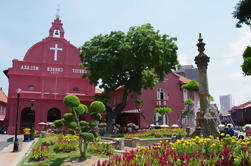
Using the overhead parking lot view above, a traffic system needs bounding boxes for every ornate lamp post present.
[192,34,219,137]
[13,88,21,152]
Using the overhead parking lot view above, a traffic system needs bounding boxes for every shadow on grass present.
[47,157,68,166]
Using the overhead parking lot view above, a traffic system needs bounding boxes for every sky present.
[0,0,251,108]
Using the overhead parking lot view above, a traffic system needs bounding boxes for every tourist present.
[227,124,234,137]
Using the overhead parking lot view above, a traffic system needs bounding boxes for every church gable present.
[23,17,81,66]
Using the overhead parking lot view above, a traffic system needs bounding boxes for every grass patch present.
[20,135,111,166]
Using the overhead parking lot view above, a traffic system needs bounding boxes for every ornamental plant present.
[96,135,251,166]
[154,106,172,115]
[29,145,49,161]
[182,98,194,117]
[181,80,199,91]
[53,94,106,161]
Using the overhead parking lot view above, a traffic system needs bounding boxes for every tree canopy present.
[233,0,251,27]
[80,24,178,132]
[79,23,178,132]
[241,46,251,75]
[181,80,199,91]
[80,23,178,94]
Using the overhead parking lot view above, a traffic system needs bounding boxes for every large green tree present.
[233,1,251,75]
[233,0,251,28]
[79,24,178,132]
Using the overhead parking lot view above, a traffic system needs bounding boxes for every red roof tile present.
[173,73,191,84]
[232,100,251,110]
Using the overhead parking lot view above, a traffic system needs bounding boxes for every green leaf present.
[184,98,193,105]
[63,95,80,108]
[80,132,95,142]
[181,80,199,91]
[90,113,102,121]
[63,113,74,122]
[90,101,106,113]
[154,107,172,115]
[74,104,88,116]
[54,119,64,128]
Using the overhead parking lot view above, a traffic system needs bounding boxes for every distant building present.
[230,100,251,126]
[111,73,200,129]
[0,88,7,133]
[175,65,199,82]
[219,95,233,112]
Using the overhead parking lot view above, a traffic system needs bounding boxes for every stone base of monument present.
[191,111,220,138]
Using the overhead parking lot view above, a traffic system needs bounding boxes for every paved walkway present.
[0,140,34,166]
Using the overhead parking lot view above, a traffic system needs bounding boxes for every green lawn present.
[19,137,109,166]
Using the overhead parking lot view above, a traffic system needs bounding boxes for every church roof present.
[0,88,7,103]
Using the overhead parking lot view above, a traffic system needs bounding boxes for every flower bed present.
[124,128,186,139]
[95,135,251,166]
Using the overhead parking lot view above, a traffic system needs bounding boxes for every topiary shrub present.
[184,98,193,105]
[90,101,106,113]
[91,113,102,121]
[75,104,88,116]
[181,80,199,91]
[53,94,106,161]
[154,107,173,115]
[63,95,80,107]
[80,132,95,142]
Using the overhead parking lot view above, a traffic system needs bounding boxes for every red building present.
[0,88,7,133]
[112,73,200,129]
[4,16,95,134]
[230,101,251,126]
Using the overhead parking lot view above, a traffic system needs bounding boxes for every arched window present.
[53,29,60,38]
[21,107,35,130]
[47,108,61,122]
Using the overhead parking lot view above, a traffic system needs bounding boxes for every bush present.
[75,104,88,115]
[41,134,59,146]
[124,128,186,139]
[91,113,102,121]
[29,145,49,161]
[53,136,78,153]
[109,133,125,138]
[90,101,106,113]
[184,98,193,105]
[154,107,172,115]
[63,94,80,107]
[80,132,95,142]
[181,80,199,91]
[88,142,114,156]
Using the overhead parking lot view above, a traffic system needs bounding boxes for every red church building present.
[4,16,95,134]
[112,73,201,129]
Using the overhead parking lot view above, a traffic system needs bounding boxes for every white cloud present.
[224,27,251,65]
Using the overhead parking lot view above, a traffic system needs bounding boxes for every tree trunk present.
[106,89,129,134]
[72,108,86,160]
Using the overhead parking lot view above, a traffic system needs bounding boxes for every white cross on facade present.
[50,44,62,61]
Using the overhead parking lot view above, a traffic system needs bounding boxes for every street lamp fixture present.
[13,88,22,152]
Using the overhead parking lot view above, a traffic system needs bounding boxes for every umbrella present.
[171,124,179,128]
[38,122,47,125]
[150,124,156,127]
[46,122,54,126]
[243,124,251,130]
[161,124,169,127]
